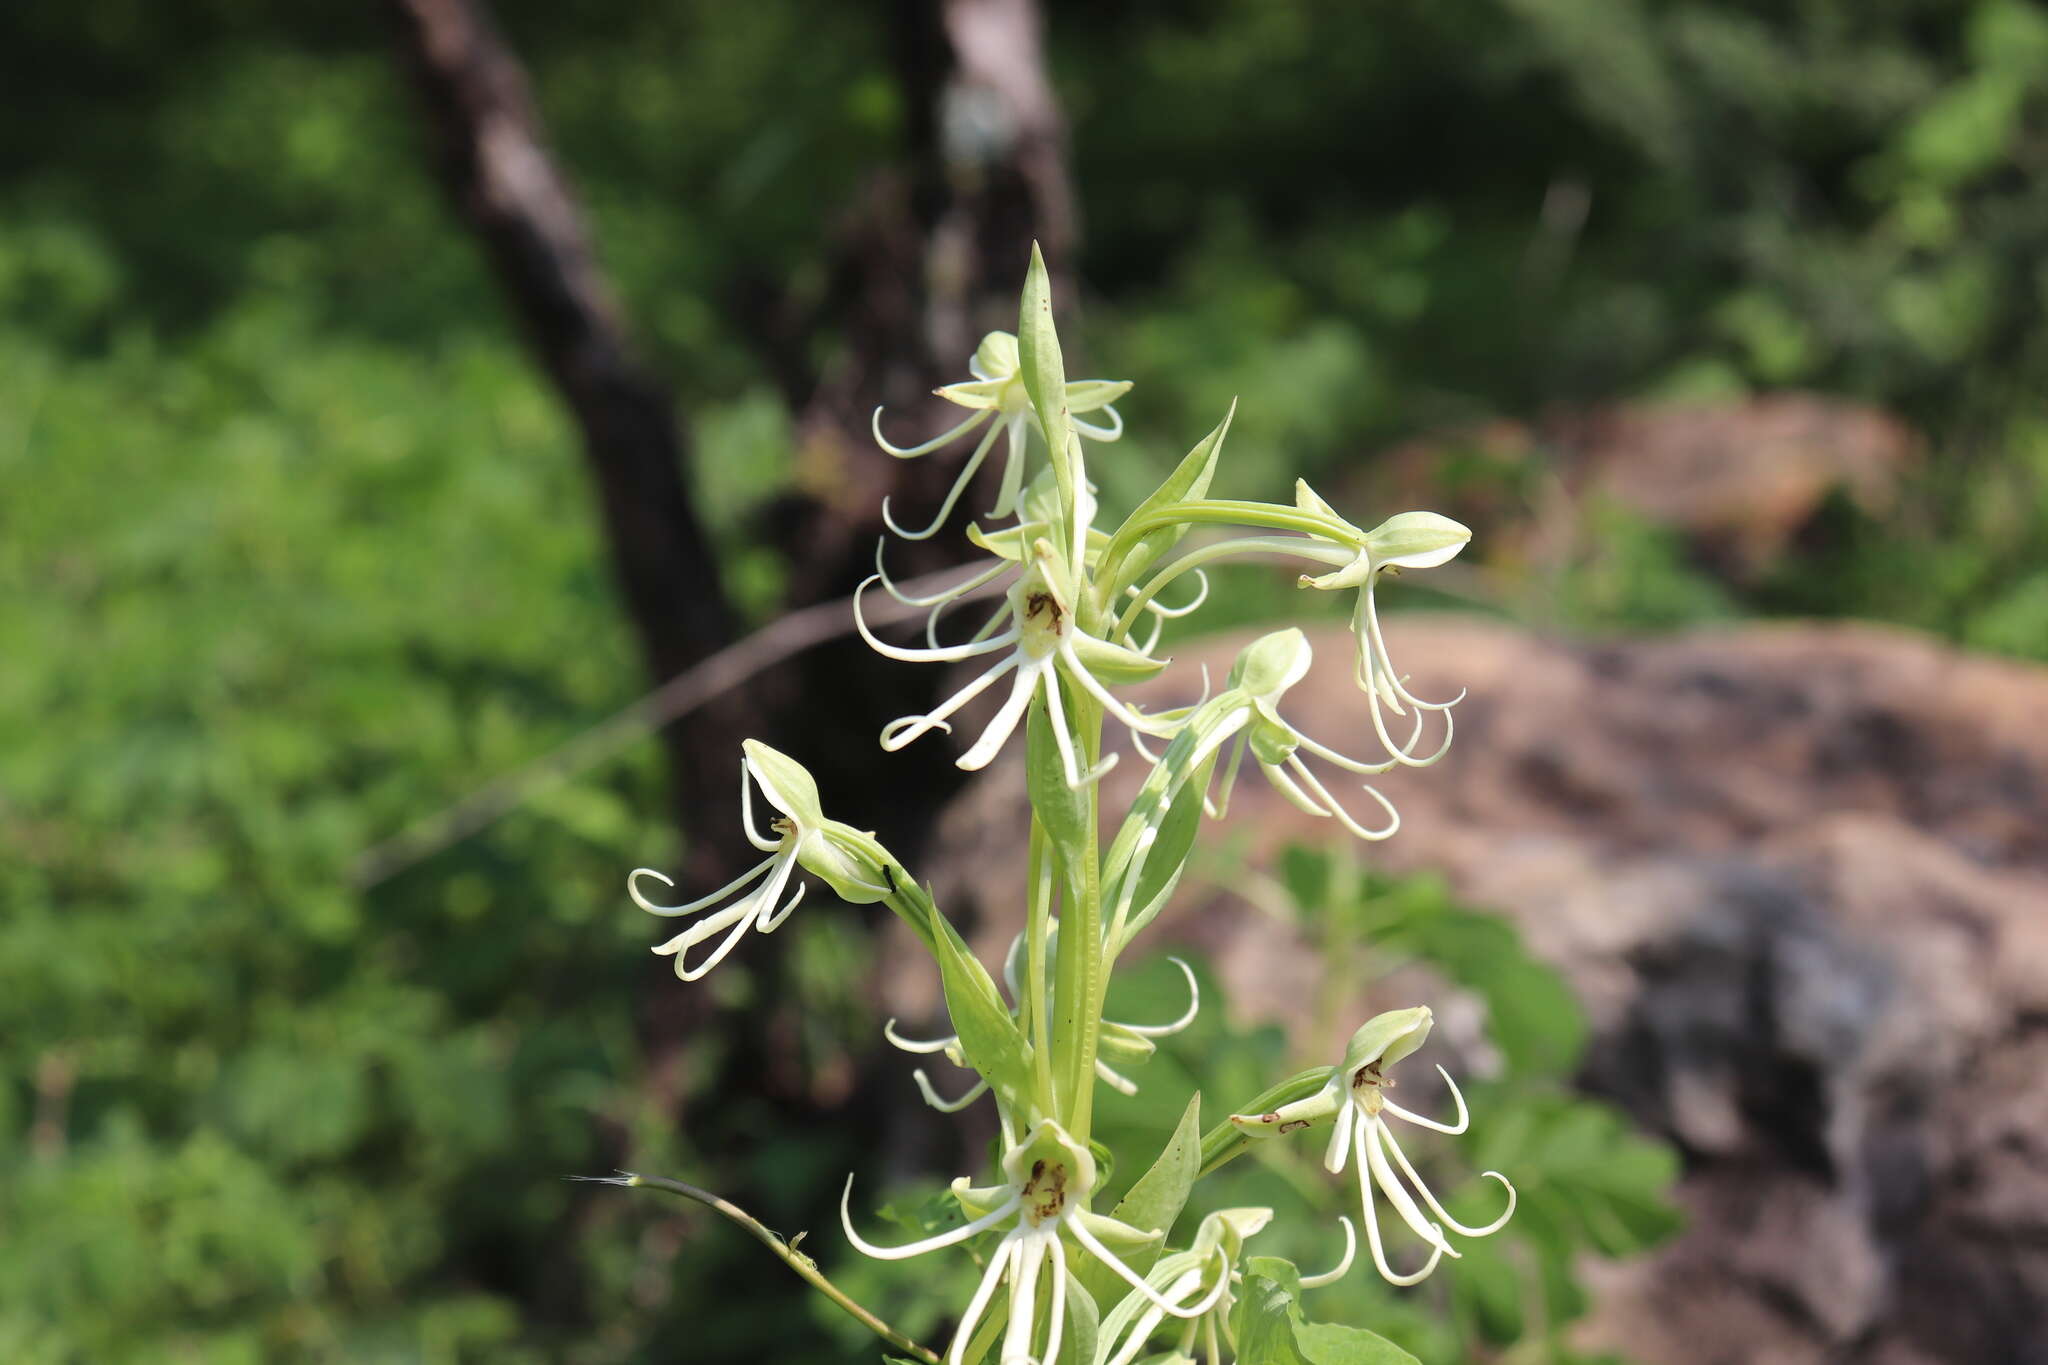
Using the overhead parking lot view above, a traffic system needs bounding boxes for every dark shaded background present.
[4,1,2045,1361]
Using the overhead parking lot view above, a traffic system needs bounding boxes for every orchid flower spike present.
[1292,485,1471,768]
[842,1121,1212,1365]
[1226,1007,1515,1286]
[870,329,1132,538]
[859,538,1169,788]
[1205,628,1407,842]
[627,741,892,981]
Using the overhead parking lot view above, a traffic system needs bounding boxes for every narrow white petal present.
[1071,405,1125,440]
[1284,755,1400,841]
[882,419,1005,540]
[914,1069,991,1113]
[872,403,992,458]
[1002,1231,1045,1365]
[882,1018,960,1054]
[663,897,764,983]
[949,1232,1020,1365]
[1042,662,1119,787]
[840,1177,1020,1261]
[628,859,775,918]
[1060,640,1178,740]
[1094,1058,1140,1096]
[1117,957,1201,1037]
[1041,1234,1069,1365]
[881,651,1023,752]
[958,662,1043,771]
[856,576,1022,663]
[1133,568,1209,618]
[1067,1215,1217,1319]
[1365,1120,1457,1257]
[874,537,1011,607]
[1297,1216,1357,1288]
[1260,758,1333,819]
[1325,1100,1356,1175]
[1380,1064,1471,1135]
[1354,1121,1444,1286]
[754,869,807,933]
[990,415,1029,518]
[1374,1120,1516,1237]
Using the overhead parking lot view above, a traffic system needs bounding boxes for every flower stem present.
[615,1172,941,1365]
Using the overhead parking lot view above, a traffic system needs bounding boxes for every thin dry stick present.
[349,565,1005,889]
[574,1172,941,1365]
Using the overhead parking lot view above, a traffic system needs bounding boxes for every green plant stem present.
[621,1173,941,1365]
[1051,686,1107,1138]
[1026,817,1057,1117]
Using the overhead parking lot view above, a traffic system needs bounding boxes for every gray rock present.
[905,617,2048,1363]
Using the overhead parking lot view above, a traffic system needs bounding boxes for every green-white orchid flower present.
[627,742,889,981]
[1227,1007,1514,1285]
[870,329,1131,539]
[1290,486,1471,769]
[842,1120,1213,1365]
[1127,629,1406,842]
[1096,1207,1356,1365]
[885,927,1201,1111]
[856,538,1167,788]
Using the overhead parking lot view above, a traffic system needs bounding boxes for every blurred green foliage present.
[1074,853,1679,1364]
[1,0,2041,1360]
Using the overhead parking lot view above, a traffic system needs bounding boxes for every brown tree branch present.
[384,0,748,858]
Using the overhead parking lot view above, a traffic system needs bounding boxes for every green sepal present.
[740,739,824,824]
[1101,400,1236,597]
[1096,1025,1159,1067]
[1018,242,1075,508]
[1066,630,1170,685]
[1338,1006,1432,1074]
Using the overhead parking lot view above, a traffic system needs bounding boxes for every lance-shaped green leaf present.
[1232,1258,1420,1365]
[1099,400,1236,599]
[929,905,1037,1117]
[1110,1092,1203,1246]
[1018,243,1077,511]
[1054,1267,1099,1365]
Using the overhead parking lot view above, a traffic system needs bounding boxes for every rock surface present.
[1351,396,1917,580]
[907,616,2048,1364]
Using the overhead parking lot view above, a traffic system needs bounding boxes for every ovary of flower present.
[884,947,1200,1109]
[1227,1007,1515,1286]
[841,1121,1220,1365]
[627,745,885,981]
[856,549,1167,788]
[870,329,1130,539]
